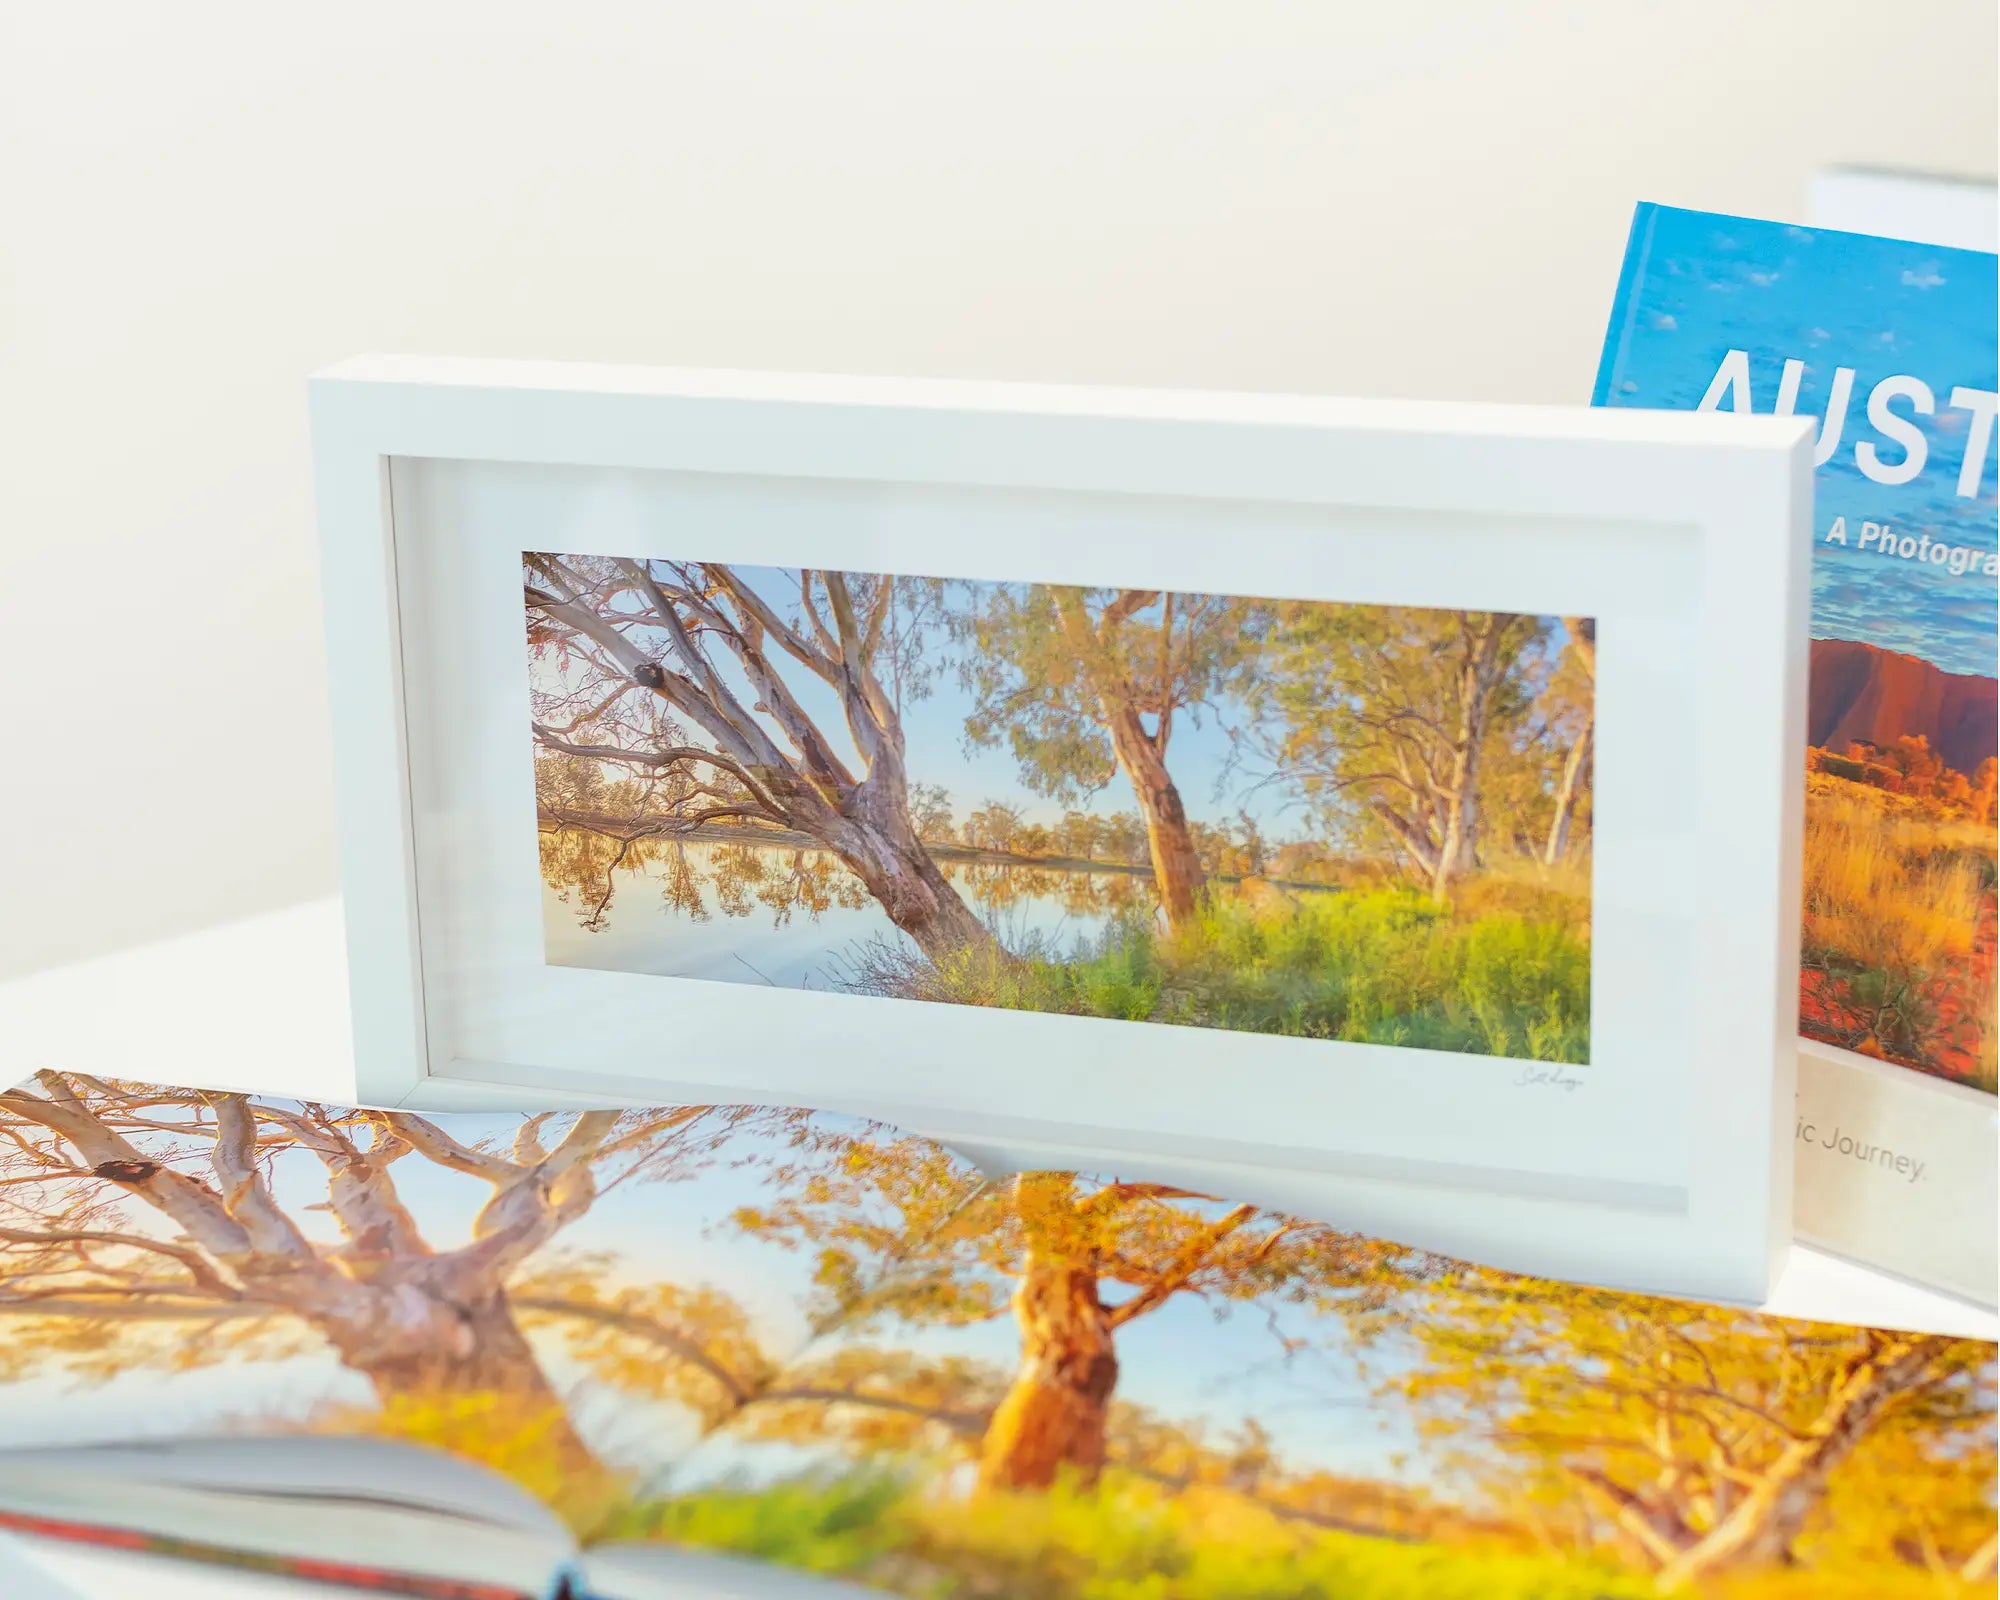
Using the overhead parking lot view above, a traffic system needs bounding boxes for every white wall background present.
[1,1,1993,977]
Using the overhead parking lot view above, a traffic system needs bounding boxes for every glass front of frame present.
[522,555,1597,1068]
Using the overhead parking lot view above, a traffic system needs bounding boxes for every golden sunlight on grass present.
[617,1469,1998,1600]
[1804,786,1983,969]
[1800,774,1997,1087]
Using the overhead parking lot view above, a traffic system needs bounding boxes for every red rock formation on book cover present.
[1801,637,1997,1088]
[1809,638,1998,778]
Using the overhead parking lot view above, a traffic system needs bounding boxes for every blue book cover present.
[1595,203,1996,1093]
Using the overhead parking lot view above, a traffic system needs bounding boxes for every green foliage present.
[632,1472,1662,1600]
[1068,939,1163,1022]
[955,584,1265,805]
[1451,918,1592,1061]
[883,886,1591,1064]
[605,1473,911,1575]
[1256,603,1577,884]
[1383,1269,1998,1596]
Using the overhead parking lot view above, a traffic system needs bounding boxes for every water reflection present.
[540,830,1155,989]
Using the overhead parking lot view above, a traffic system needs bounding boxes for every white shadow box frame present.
[310,357,1813,1304]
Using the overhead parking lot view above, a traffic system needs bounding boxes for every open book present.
[0,1075,1992,1599]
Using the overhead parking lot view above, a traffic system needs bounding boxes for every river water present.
[543,839,1158,990]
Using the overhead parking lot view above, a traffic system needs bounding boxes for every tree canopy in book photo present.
[0,1077,1990,1599]
[523,555,1597,1065]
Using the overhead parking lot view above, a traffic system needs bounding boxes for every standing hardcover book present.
[1594,203,1997,1302]
[0,1075,1994,1597]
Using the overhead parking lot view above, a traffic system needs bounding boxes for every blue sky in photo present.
[1596,205,1997,680]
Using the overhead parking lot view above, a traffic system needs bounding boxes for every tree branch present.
[746,1384,988,1437]
[1080,1181,1215,1215]
[818,570,899,764]
[1107,1202,1258,1328]
[652,562,857,792]
[209,1097,319,1262]
[532,728,734,776]
[531,579,787,773]
[540,1110,625,1176]
[514,1294,758,1407]
[1,1081,254,1262]
[375,1114,521,1184]
[0,1226,239,1299]
[1567,1465,1694,1567]
[1099,589,1159,630]
[706,567,841,685]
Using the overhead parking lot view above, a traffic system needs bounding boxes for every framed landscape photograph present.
[311,359,1812,1302]
[527,561,1594,1068]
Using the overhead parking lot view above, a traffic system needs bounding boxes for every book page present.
[0,1074,984,1565]
[605,1166,1998,1598]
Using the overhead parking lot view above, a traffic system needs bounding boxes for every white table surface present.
[1,896,1994,1595]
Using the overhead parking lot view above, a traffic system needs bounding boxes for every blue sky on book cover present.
[1595,204,1996,680]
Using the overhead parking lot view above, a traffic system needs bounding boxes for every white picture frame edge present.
[308,355,1814,1304]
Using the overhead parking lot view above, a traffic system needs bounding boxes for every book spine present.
[1589,202,1660,406]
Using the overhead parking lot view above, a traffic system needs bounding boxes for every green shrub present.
[603,1473,910,1575]
[853,878,1593,1065]
[625,1472,1660,1600]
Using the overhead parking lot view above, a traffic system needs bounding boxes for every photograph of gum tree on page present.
[523,555,1596,1064]
[0,1079,1989,1599]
